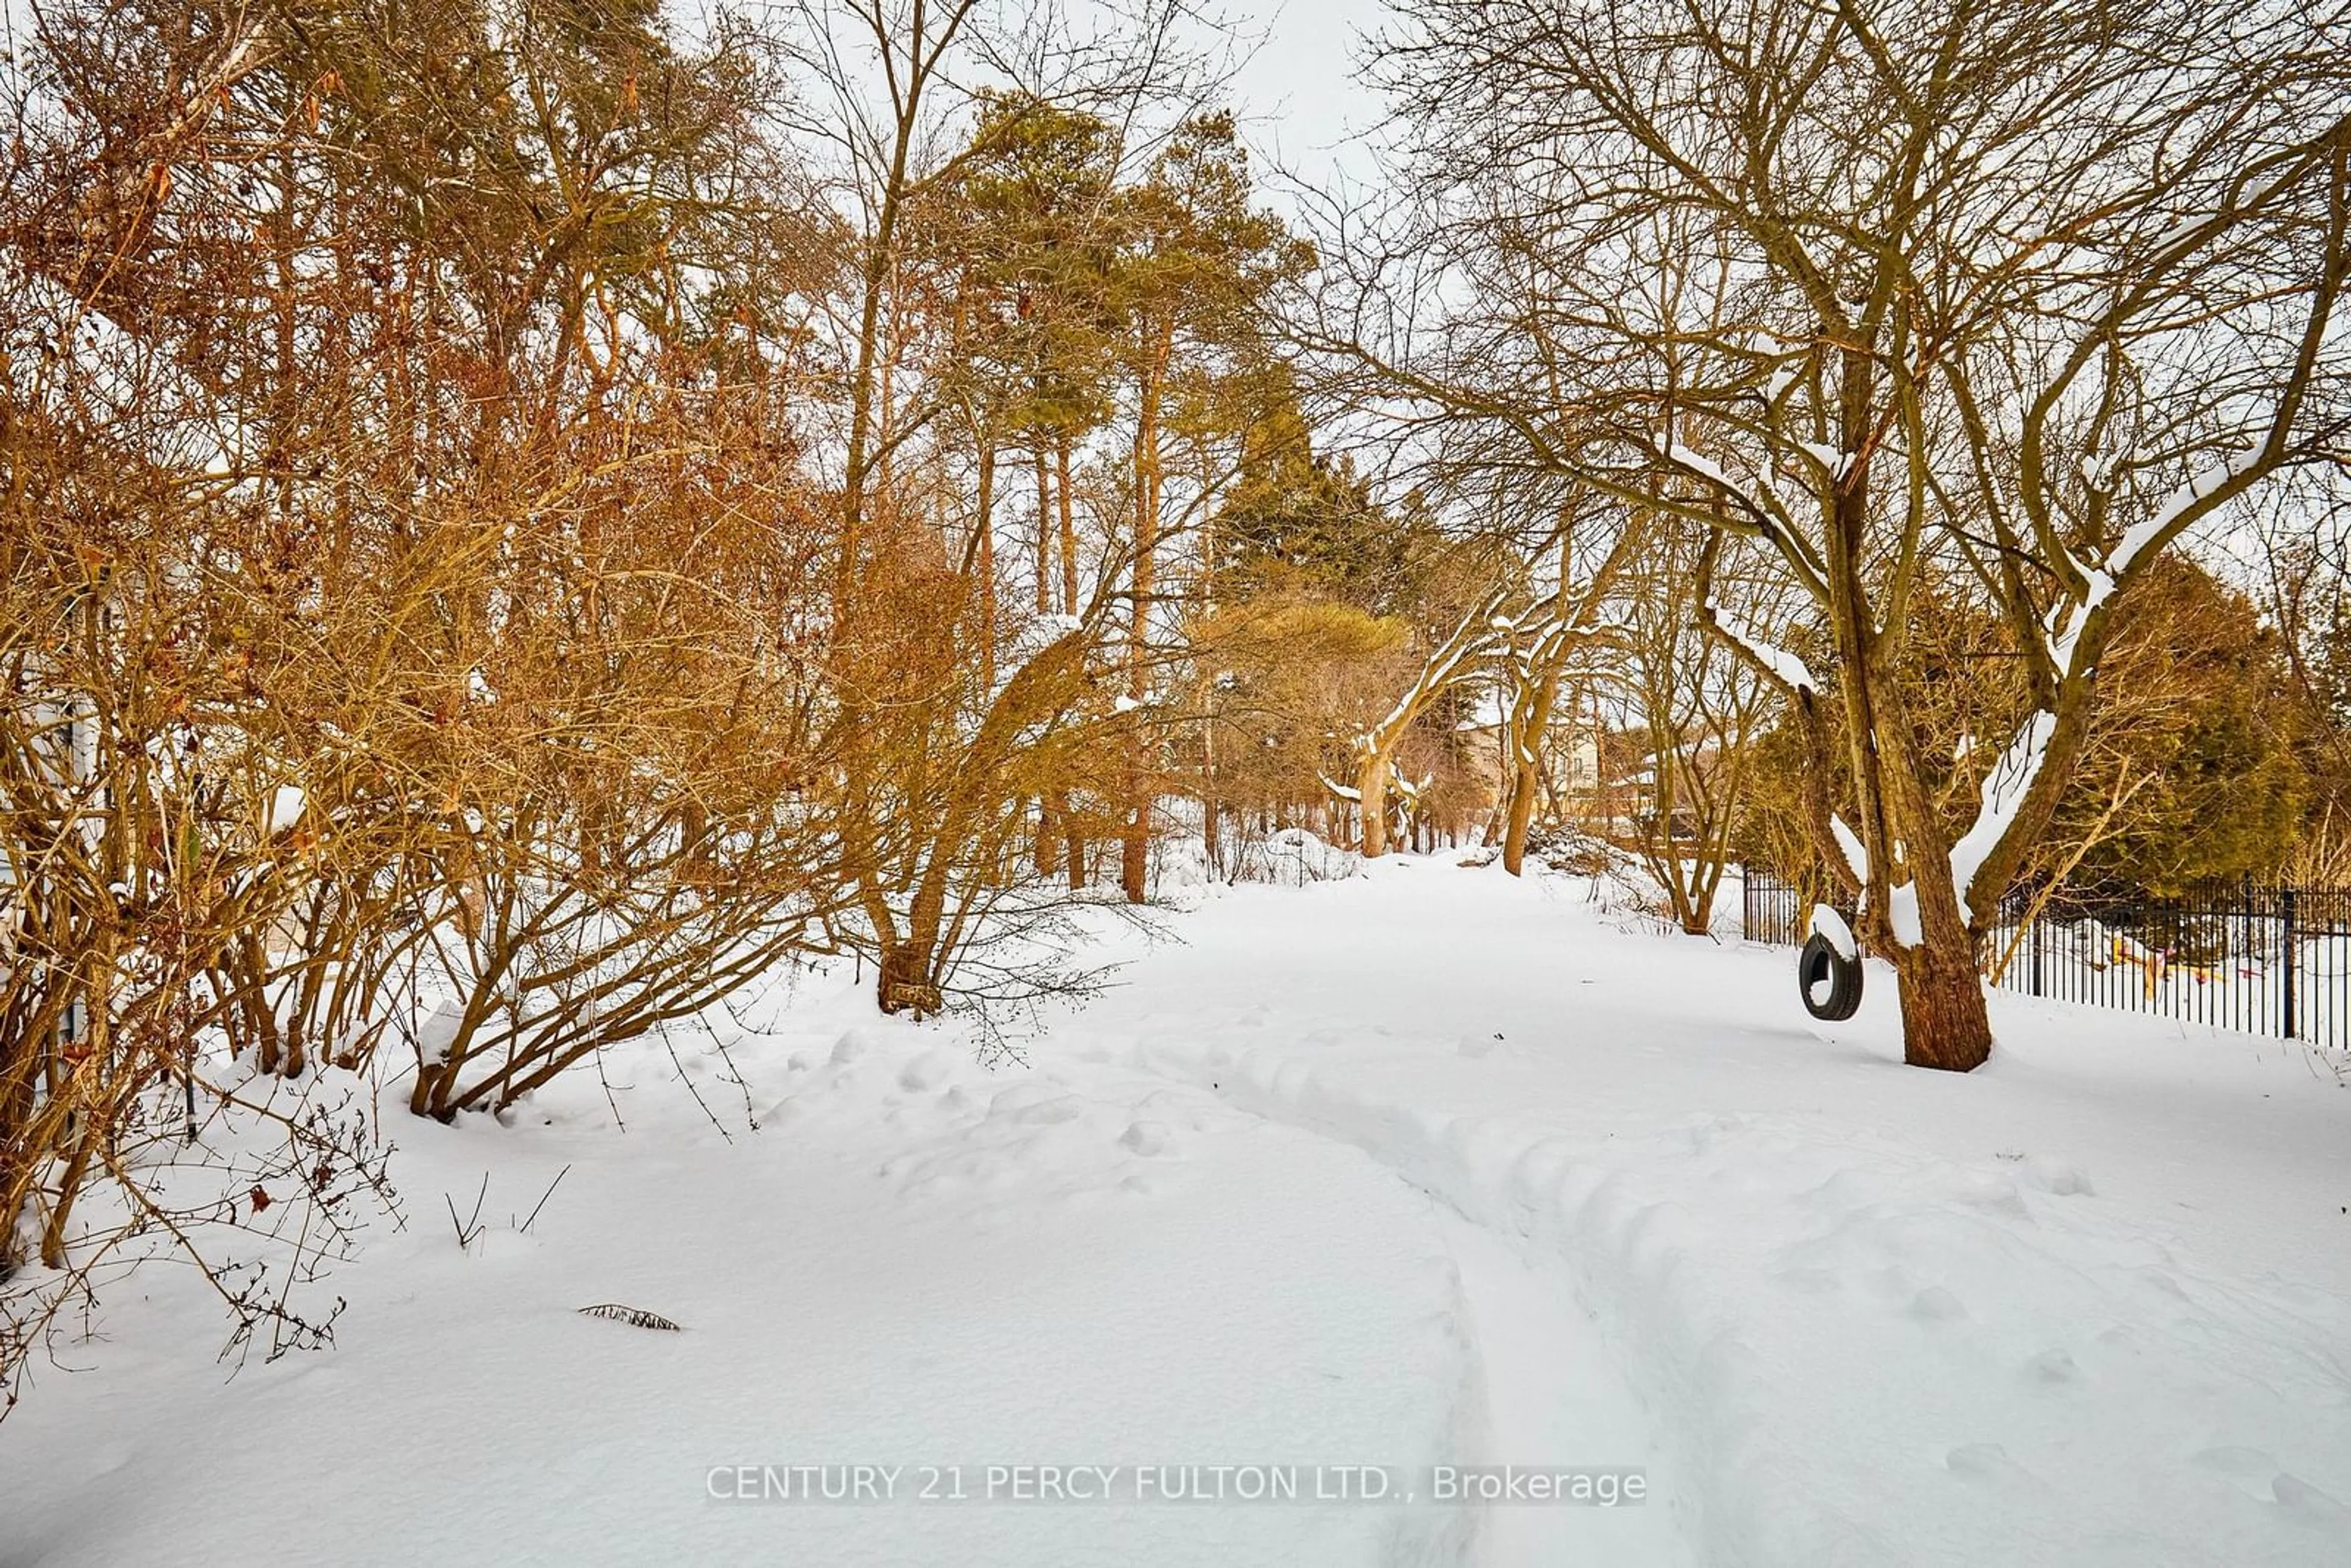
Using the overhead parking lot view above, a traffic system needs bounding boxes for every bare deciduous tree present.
[1316,0,2351,1068]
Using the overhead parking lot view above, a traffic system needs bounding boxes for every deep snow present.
[8,857,2350,1566]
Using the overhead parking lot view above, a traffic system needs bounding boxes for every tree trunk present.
[1056,437,1082,883]
[1056,437,1079,619]
[40,1127,94,1269]
[1026,441,1060,880]
[876,937,937,1017]
[1123,336,1166,904]
[1501,756,1538,875]
[974,438,996,693]
[1889,937,1993,1072]
[1033,441,1052,614]
[1035,796,1062,876]
[1121,807,1149,900]
[1358,748,1392,858]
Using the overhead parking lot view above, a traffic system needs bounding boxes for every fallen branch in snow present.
[576,1303,683,1332]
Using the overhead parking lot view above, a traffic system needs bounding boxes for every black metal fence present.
[1741,868,1823,950]
[1740,865,2351,1049]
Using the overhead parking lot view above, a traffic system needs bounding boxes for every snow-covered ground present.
[9,858,2351,1566]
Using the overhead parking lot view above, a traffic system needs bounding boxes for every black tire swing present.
[1798,906,1864,1021]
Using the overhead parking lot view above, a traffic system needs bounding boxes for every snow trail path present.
[1434,1212,1693,1564]
[9,857,2350,1567]
[1091,860,2351,1566]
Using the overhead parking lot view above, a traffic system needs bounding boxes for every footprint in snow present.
[2191,1446,2281,1498]
[2191,1449,2350,1519]
[2270,1472,2350,1522]
[1908,1286,1969,1323]
[1008,1096,1083,1127]
[1772,1265,1841,1296]
[1943,1444,2042,1487]
[2023,1158,2096,1197]
[1120,1120,1171,1157]
[896,1050,958,1092]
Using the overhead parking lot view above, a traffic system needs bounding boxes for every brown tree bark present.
[1055,435,1083,884]
[1501,757,1539,876]
[1889,934,1994,1072]
[1122,325,1169,903]
[1356,746,1392,858]
[1033,442,1053,614]
[1056,437,1079,619]
[973,436,996,693]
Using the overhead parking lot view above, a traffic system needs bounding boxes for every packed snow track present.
[9,858,2349,1567]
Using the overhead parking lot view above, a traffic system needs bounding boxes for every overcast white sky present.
[1219,0,1390,209]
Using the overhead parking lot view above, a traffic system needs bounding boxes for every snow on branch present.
[1709,607,1816,695]
[2104,441,2268,580]
[1887,881,1923,948]
[2041,440,2267,677]
[1667,443,1796,531]
[1949,709,2057,922]
[1830,814,1869,887]
[1356,589,1513,749]
[1793,440,1850,482]
[2042,568,2115,677]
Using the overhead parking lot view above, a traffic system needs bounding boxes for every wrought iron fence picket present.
[1736,863,2351,1050]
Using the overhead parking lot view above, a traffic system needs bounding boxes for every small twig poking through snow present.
[445,1173,487,1252]
[518,1165,570,1237]
[576,1303,682,1332]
